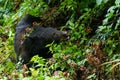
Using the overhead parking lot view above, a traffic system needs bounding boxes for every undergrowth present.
[0,0,120,79]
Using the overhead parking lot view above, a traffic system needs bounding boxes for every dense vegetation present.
[0,0,120,79]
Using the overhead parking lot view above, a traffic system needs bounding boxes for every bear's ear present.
[52,32,58,38]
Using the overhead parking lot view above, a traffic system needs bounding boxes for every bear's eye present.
[53,32,56,36]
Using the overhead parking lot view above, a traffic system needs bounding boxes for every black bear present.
[14,14,67,64]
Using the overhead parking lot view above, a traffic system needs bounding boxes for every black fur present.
[14,14,67,64]
[14,14,41,62]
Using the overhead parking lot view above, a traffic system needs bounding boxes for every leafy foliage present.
[0,0,120,79]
